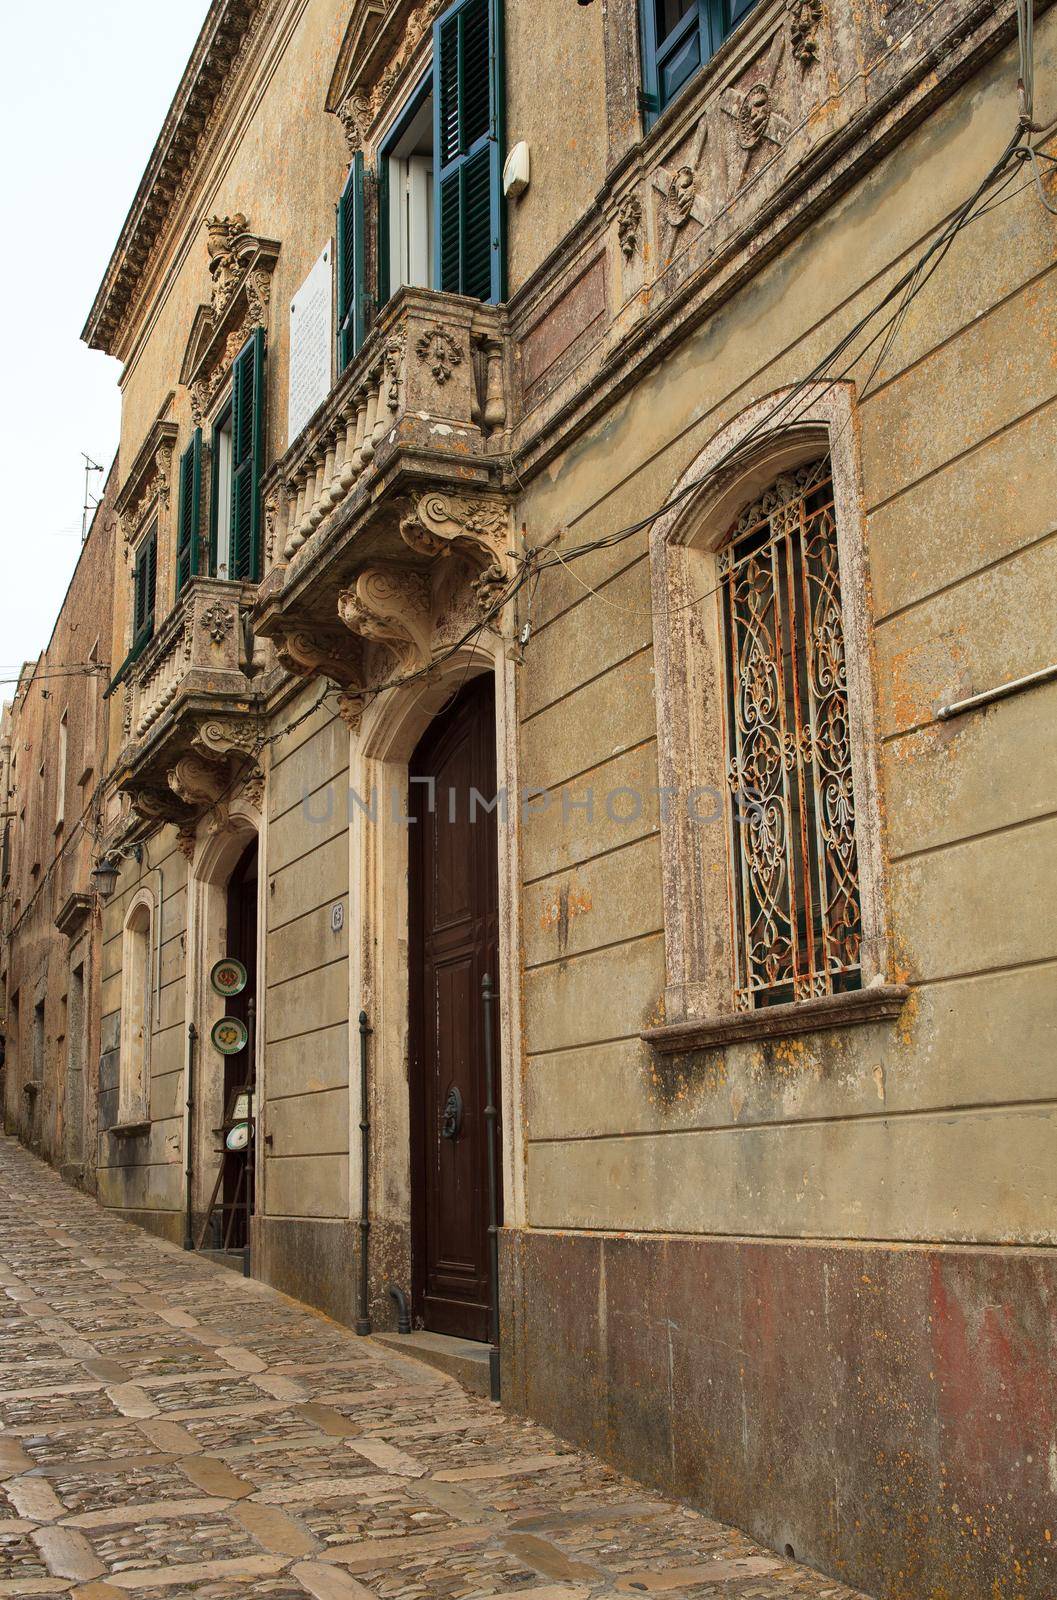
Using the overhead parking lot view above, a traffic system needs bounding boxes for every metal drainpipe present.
[183,1023,197,1250]
[356,1011,372,1335]
[142,840,164,1037]
[482,972,501,1403]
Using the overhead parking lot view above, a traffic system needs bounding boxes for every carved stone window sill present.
[109,1120,151,1139]
[641,984,910,1054]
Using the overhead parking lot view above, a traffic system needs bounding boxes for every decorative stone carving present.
[400,491,511,611]
[241,764,265,811]
[264,491,280,562]
[155,443,174,510]
[651,119,711,236]
[337,89,372,153]
[788,0,823,64]
[274,627,364,689]
[176,821,198,862]
[416,326,463,385]
[190,378,210,429]
[200,600,234,644]
[130,787,189,827]
[122,684,134,738]
[617,194,643,259]
[194,719,257,761]
[665,167,698,228]
[720,82,790,153]
[205,214,249,316]
[338,565,433,671]
[169,753,227,811]
[383,336,403,410]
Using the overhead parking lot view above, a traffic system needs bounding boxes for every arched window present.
[119,892,154,1124]
[646,384,894,1038]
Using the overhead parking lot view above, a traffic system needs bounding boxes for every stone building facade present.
[2,0,1056,1593]
[0,470,117,1184]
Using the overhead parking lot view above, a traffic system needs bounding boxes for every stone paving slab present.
[0,1139,871,1600]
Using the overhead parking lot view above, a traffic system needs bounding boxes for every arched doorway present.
[408,675,501,1340]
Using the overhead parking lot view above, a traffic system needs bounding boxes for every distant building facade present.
[2,0,1056,1593]
[1,469,116,1185]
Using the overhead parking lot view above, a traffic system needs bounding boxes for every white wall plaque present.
[288,242,334,446]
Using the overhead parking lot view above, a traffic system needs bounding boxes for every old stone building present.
[0,469,117,1184]
[2,0,1055,1593]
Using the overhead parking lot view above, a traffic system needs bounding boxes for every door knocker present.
[441,1086,464,1140]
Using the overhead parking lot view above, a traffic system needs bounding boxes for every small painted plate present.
[211,1015,249,1056]
[210,957,248,998]
[225,1121,252,1153]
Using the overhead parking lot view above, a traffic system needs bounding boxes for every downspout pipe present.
[482,972,501,1403]
[183,1023,197,1250]
[356,1011,372,1335]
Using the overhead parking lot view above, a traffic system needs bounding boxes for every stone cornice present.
[81,0,266,357]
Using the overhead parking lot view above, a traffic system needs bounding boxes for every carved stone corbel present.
[338,565,433,673]
[274,626,364,689]
[129,786,191,828]
[400,491,512,613]
[168,752,227,811]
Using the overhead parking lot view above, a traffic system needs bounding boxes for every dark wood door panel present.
[409,676,500,1343]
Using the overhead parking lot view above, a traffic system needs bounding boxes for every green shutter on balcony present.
[229,328,265,582]
[175,429,202,596]
[433,0,504,304]
[337,152,367,368]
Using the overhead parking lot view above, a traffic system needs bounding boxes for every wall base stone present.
[500,1227,1057,1600]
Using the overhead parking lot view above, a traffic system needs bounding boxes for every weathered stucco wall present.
[514,14,1057,1248]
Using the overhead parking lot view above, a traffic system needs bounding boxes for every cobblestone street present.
[0,1138,869,1600]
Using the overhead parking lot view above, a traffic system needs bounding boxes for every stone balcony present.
[253,286,516,719]
[114,577,263,833]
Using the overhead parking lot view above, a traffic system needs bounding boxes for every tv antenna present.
[81,454,104,541]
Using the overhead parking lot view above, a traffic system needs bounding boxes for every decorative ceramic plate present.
[225,1121,252,1152]
[211,1015,249,1055]
[210,957,248,998]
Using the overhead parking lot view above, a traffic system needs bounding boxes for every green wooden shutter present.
[133,528,157,648]
[433,0,504,303]
[229,329,265,582]
[175,429,202,596]
[337,153,367,368]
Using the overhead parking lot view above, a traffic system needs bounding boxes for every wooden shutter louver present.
[434,0,504,303]
[229,329,265,582]
[338,153,367,368]
[175,430,202,596]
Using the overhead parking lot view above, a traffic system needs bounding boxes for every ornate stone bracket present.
[400,491,513,612]
[338,565,433,674]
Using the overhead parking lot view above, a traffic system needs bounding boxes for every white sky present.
[0,1,210,687]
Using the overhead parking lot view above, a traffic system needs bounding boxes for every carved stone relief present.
[338,565,433,672]
[206,214,250,317]
[651,119,711,237]
[416,326,463,385]
[617,194,643,259]
[200,600,234,644]
[788,0,823,64]
[401,491,511,612]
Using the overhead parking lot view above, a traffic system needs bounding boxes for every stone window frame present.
[644,381,901,1046]
[117,887,155,1129]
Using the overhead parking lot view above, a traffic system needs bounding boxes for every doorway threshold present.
[372,1330,491,1398]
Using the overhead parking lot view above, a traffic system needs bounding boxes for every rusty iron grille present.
[720,459,861,1010]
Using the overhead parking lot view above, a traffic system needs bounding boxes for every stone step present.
[371,1330,492,1398]
[196,1247,250,1275]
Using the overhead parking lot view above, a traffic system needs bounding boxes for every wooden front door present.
[409,676,501,1342]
